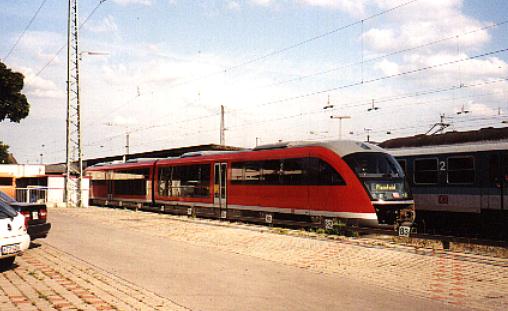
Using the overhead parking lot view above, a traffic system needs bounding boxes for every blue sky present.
[1,0,507,163]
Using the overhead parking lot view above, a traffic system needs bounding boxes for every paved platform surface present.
[0,243,185,310]
[1,206,506,310]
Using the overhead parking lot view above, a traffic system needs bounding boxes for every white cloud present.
[374,58,399,75]
[112,0,152,5]
[250,0,273,7]
[86,15,119,33]
[466,103,500,116]
[364,0,490,54]
[227,1,241,10]
[16,67,64,100]
[299,0,366,16]
[362,28,397,52]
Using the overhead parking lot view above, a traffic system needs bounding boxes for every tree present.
[0,60,30,123]
[0,142,10,164]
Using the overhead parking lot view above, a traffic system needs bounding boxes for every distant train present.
[380,127,508,238]
[86,140,415,232]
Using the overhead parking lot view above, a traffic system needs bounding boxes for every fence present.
[15,187,48,204]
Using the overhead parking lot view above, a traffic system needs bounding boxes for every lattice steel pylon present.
[65,0,82,207]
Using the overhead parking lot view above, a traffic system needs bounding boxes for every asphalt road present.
[45,210,463,311]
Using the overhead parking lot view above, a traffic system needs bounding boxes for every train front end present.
[340,144,415,232]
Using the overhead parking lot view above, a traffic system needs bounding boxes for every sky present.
[0,0,507,164]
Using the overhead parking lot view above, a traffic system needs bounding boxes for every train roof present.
[379,127,508,149]
[387,139,508,157]
[86,140,388,170]
[254,140,386,156]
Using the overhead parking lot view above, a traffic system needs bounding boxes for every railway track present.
[355,226,508,248]
[112,206,508,260]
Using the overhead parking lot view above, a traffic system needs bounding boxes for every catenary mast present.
[65,0,82,207]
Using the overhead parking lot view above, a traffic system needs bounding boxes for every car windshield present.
[0,200,18,218]
[343,152,404,178]
[0,190,16,203]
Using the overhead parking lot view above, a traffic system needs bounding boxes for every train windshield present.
[343,152,404,178]
[343,152,411,201]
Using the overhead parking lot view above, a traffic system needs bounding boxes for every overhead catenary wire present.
[78,75,508,156]
[3,0,49,61]
[257,19,508,90]
[255,47,508,109]
[132,0,420,94]
[83,17,508,132]
[32,0,108,78]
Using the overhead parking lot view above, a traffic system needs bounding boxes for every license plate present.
[398,226,411,237]
[32,211,39,220]
[1,244,20,255]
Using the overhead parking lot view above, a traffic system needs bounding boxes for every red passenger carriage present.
[86,141,415,229]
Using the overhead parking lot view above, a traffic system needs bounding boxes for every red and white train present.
[85,140,415,230]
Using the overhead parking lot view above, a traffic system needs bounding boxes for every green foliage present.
[0,142,9,164]
[0,61,30,123]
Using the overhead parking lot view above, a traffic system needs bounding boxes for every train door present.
[214,163,227,218]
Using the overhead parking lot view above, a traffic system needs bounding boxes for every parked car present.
[0,191,51,240]
[0,200,30,269]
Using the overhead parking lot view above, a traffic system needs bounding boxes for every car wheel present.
[0,256,16,271]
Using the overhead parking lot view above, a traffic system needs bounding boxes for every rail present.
[354,226,508,248]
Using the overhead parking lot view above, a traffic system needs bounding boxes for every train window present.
[158,167,171,196]
[0,177,13,186]
[231,162,262,184]
[503,155,508,181]
[447,156,475,184]
[162,164,211,198]
[307,158,345,185]
[261,160,282,185]
[488,155,499,183]
[397,159,407,175]
[231,158,344,186]
[112,169,149,195]
[414,158,438,184]
[281,158,305,185]
[88,171,107,187]
[343,152,403,178]
[231,163,244,182]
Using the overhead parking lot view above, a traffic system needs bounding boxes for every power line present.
[3,0,49,61]
[140,0,420,93]
[33,0,108,78]
[256,47,508,109]
[257,19,508,90]
[78,0,421,128]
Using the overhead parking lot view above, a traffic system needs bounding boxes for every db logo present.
[438,195,448,204]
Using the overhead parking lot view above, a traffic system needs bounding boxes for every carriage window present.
[414,158,438,184]
[159,164,210,198]
[307,158,345,185]
[231,157,344,186]
[88,171,107,187]
[489,155,499,183]
[0,177,13,186]
[261,160,282,184]
[503,155,508,182]
[281,158,305,185]
[112,169,149,195]
[447,156,475,184]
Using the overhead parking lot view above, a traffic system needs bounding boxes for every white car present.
[0,200,30,270]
